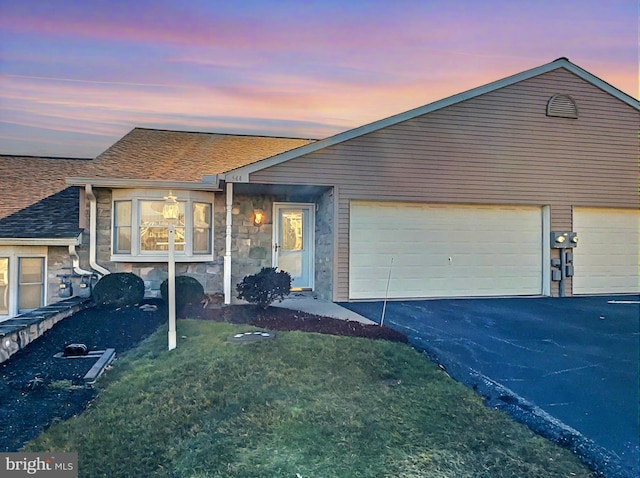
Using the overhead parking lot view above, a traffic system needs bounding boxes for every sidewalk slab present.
[273,295,375,325]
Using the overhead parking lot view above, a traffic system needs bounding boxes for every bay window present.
[111,190,214,261]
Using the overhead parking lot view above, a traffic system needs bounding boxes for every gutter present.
[0,236,81,246]
[67,177,221,192]
[84,184,110,277]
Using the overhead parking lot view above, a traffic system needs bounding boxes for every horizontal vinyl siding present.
[249,68,638,300]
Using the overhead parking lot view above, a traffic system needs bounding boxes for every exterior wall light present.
[551,231,578,248]
[254,209,265,226]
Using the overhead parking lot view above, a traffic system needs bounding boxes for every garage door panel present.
[573,208,639,295]
[350,202,543,299]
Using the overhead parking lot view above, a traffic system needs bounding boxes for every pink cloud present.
[1,1,636,159]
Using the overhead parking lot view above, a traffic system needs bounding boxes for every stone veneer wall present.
[93,189,224,298]
[82,188,334,302]
[228,194,275,303]
[46,246,76,304]
[314,189,334,300]
[229,190,334,302]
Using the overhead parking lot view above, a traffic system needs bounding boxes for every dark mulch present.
[1,300,406,452]
[184,303,408,343]
[0,300,166,452]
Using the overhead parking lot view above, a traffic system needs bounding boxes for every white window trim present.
[0,246,48,320]
[111,189,215,263]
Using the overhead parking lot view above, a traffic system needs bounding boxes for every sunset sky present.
[0,0,636,158]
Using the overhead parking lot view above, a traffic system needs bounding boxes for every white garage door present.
[349,201,543,299]
[573,208,639,295]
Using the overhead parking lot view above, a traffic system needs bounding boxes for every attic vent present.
[546,94,578,119]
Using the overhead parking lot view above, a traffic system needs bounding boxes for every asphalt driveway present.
[340,296,638,478]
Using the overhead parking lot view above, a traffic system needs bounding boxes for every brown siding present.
[249,68,639,300]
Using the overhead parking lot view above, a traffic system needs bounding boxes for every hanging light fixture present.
[163,191,179,222]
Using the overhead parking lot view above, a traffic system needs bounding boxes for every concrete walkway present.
[273,293,375,324]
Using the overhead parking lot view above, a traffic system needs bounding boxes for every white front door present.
[273,203,314,290]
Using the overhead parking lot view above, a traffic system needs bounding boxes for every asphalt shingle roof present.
[0,187,82,239]
[0,128,315,239]
[0,155,90,219]
[86,128,316,181]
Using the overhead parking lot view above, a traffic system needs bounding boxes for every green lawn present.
[25,320,594,477]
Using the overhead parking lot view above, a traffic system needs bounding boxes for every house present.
[1,57,638,320]
[0,156,91,318]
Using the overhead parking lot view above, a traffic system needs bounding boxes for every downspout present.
[224,182,233,304]
[68,243,93,276]
[85,184,110,276]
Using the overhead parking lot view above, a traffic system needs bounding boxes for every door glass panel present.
[275,206,312,289]
[279,252,302,277]
[282,211,303,251]
[19,257,44,311]
[0,258,8,315]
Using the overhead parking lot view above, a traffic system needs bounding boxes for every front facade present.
[224,59,639,302]
[1,58,637,319]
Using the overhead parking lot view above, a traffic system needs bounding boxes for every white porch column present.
[224,182,233,304]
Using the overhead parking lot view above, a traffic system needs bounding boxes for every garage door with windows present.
[349,201,544,299]
[573,208,639,295]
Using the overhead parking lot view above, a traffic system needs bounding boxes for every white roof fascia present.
[0,234,82,247]
[557,61,639,110]
[66,177,222,192]
[222,58,639,182]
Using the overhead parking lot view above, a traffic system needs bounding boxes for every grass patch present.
[25,320,594,477]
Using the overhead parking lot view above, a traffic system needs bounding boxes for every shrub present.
[236,267,291,309]
[160,275,205,311]
[93,272,145,308]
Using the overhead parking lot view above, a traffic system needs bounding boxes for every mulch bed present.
[185,303,408,343]
[1,300,406,452]
[0,300,166,452]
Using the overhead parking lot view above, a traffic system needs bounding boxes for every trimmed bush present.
[160,275,205,311]
[236,267,291,309]
[93,272,145,308]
